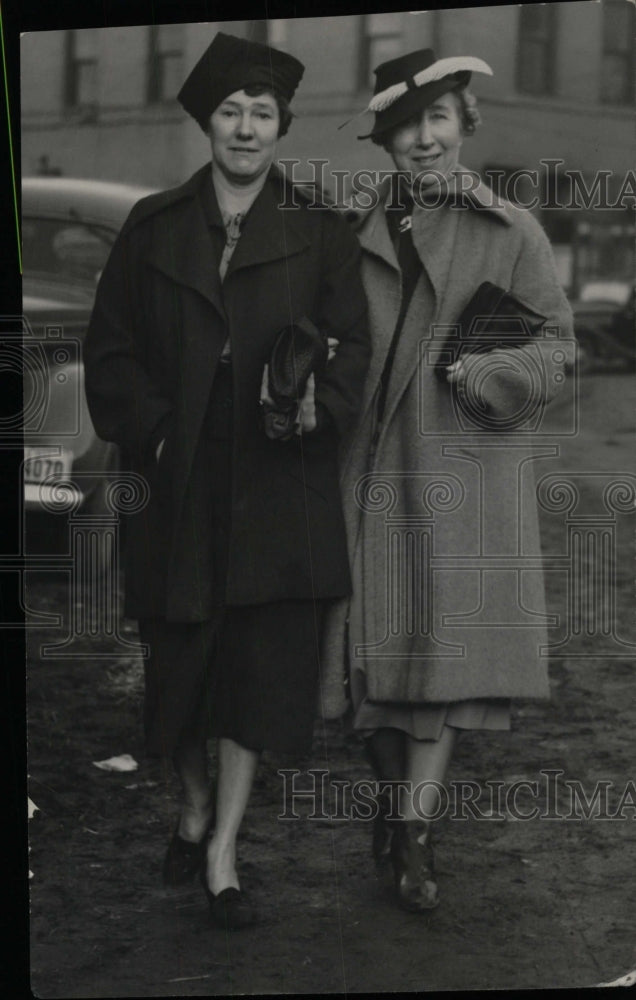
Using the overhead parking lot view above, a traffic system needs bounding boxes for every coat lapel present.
[370,169,513,436]
[355,201,401,424]
[225,169,311,277]
[377,200,462,430]
[356,192,400,273]
[145,167,226,322]
[409,197,461,305]
[356,185,462,437]
[143,165,314,319]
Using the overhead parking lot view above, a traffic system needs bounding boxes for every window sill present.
[483,91,634,119]
[62,105,99,125]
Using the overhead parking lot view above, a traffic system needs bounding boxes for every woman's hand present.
[294,338,336,434]
[446,349,536,422]
[445,355,475,389]
[259,363,317,435]
[295,373,316,434]
[260,363,272,409]
[446,351,502,388]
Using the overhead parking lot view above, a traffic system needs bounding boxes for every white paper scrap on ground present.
[28,797,39,819]
[92,754,139,772]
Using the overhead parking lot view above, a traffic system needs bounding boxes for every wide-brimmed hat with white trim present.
[349,48,492,140]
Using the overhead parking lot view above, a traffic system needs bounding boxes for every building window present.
[517,4,556,96]
[147,24,184,103]
[360,13,403,90]
[266,20,288,49]
[248,20,269,45]
[600,0,635,104]
[246,20,287,47]
[64,29,98,111]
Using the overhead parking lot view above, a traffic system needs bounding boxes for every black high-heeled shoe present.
[200,862,256,929]
[162,811,215,887]
[390,819,439,912]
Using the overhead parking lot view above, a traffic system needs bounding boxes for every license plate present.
[24,447,72,484]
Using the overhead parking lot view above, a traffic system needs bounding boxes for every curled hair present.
[371,86,482,149]
[200,84,294,138]
[456,88,481,135]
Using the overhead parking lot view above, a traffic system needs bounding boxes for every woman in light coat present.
[321,48,573,912]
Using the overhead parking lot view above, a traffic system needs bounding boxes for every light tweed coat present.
[318,169,574,720]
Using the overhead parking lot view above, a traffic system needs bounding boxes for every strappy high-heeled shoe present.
[390,819,439,912]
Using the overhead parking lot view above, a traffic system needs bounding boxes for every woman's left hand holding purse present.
[259,337,339,436]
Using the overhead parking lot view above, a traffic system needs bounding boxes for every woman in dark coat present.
[322,47,573,913]
[83,32,369,928]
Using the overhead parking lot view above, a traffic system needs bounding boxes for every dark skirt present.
[139,601,325,758]
[139,363,326,759]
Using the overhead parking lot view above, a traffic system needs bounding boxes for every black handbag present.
[433,281,547,383]
[262,316,328,440]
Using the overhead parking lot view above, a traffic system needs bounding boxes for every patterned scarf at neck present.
[219,211,244,282]
[218,212,247,360]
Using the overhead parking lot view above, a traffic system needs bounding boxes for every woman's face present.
[386,91,463,189]
[209,89,280,185]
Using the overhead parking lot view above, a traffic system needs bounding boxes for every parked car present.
[571,280,635,371]
[21,176,156,570]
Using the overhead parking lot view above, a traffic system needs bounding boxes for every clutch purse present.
[433,281,547,383]
[262,316,328,440]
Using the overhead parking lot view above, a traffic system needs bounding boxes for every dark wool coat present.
[319,170,574,718]
[83,164,370,621]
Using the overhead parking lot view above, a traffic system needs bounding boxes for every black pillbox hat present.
[178,31,305,129]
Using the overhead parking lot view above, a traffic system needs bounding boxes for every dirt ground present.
[27,373,636,996]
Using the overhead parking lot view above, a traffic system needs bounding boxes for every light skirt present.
[350,666,510,741]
